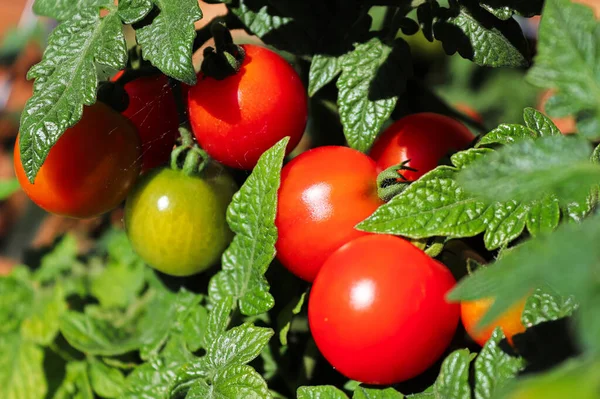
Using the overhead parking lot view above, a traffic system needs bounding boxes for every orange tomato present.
[461,297,527,346]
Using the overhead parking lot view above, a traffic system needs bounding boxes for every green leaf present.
[433,4,529,67]
[0,334,47,399]
[181,304,209,353]
[448,213,600,328]
[528,0,600,140]
[187,364,271,399]
[123,335,194,399]
[279,292,307,347]
[229,2,292,38]
[432,350,472,399]
[20,6,127,182]
[496,357,600,399]
[478,0,543,19]
[298,385,349,399]
[523,107,561,137]
[33,0,109,20]
[135,0,201,85]
[308,54,344,97]
[208,323,274,369]
[458,136,599,205]
[474,329,524,399]
[337,38,409,153]
[88,357,125,399]
[353,387,404,399]
[521,287,577,328]
[525,196,560,237]
[90,259,145,308]
[209,138,289,316]
[36,234,79,283]
[476,124,537,147]
[21,285,66,345]
[117,0,153,24]
[0,276,34,334]
[204,296,233,347]
[0,179,20,200]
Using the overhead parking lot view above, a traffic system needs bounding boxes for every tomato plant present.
[461,297,527,347]
[14,101,141,218]
[309,234,459,384]
[369,112,475,180]
[5,0,600,398]
[275,146,383,282]
[125,165,236,276]
[188,44,308,170]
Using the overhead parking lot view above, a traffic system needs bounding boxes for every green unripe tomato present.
[125,166,237,276]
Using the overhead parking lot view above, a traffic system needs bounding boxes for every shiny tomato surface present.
[275,146,383,282]
[309,235,460,384]
[188,44,308,169]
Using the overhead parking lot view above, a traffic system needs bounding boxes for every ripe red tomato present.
[275,146,383,282]
[309,235,459,385]
[370,113,474,180]
[188,44,308,170]
[461,297,527,347]
[118,73,180,172]
[14,102,141,218]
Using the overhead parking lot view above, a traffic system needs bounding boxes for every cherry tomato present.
[275,146,383,282]
[124,165,237,276]
[369,113,474,180]
[309,234,459,385]
[117,73,180,172]
[14,102,141,218]
[461,297,527,347]
[188,44,308,170]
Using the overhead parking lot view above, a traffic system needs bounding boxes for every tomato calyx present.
[200,21,246,80]
[377,160,417,201]
[170,126,211,176]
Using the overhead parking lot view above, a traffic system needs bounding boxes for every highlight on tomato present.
[275,146,383,282]
[308,234,460,385]
[14,101,141,219]
[188,44,308,170]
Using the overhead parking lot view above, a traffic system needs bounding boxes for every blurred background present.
[0,0,595,274]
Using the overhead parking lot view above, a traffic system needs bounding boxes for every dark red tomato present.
[309,235,460,385]
[14,102,141,218]
[275,146,383,282]
[188,44,308,170]
[370,113,474,180]
[117,74,180,172]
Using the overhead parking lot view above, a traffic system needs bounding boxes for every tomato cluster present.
[14,41,526,386]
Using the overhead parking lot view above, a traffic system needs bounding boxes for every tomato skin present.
[454,103,484,124]
[14,102,141,219]
[275,146,383,282]
[119,74,180,172]
[537,89,576,135]
[370,113,474,180]
[188,44,308,170]
[461,297,527,347]
[309,235,460,385]
[125,166,237,276]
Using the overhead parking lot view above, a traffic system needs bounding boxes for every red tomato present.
[370,113,474,180]
[275,146,383,282]
[14,102,141,218]
[188,44,308,170]
[461,297,527,347]
[119,74,180,172]
[309,235,459,385]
